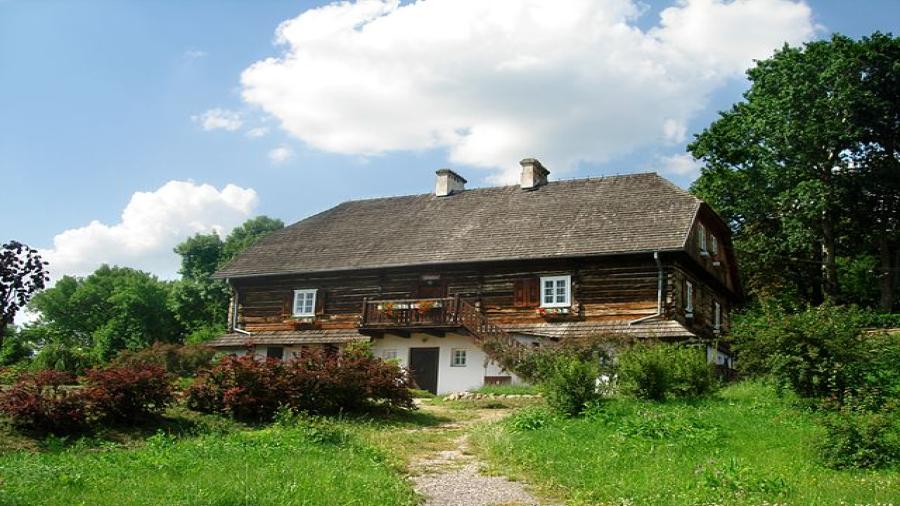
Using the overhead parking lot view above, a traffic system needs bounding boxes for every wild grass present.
[469,384,540,396]
[471,381,899,505]
[0,407,437,506]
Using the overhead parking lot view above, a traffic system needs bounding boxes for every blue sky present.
[1,0,898,282]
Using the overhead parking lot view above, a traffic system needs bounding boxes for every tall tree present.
[169,216,284,334]
[221,216,284,266]
[0,241,49,347]
[174,233,224,280]
[690,33,900,307]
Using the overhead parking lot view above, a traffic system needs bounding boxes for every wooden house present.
[210,159,741,394]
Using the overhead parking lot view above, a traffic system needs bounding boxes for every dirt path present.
[407,407,544,506]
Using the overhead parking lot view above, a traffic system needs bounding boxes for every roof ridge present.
[335,171,667,204]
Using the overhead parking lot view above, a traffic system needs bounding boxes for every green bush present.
[618,343,717,401]
[512,334,617,383]
[731,304,900,407]
[817,403,900,469]
[31,342,96,375]
[541,355,600,416]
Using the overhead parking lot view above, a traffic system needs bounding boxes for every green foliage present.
[29,266,182,360]
[689,33,900,308]
[0,327,31,365]
[172,233,223,280]
[731,304,900,406]
[183,325,225,345]
[31,342,96,375]
[818,402,900,469]
[541,355,600,416]
[473,382,898,505]
[512,334,616,383]
[167,278,229,333]
[220,216,284,266]
[618,343,717,401]
[507,406,558,432]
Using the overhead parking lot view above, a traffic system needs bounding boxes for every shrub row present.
[185,349,414,421]
[0,365,174,434]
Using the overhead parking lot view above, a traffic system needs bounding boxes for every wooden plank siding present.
[232,255,667,333]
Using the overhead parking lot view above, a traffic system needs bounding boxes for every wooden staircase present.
[452,297,529,372]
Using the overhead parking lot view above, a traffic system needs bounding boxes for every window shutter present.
[514,278,540,308]
[283,293,293,318]
[526,278,540,307]
[315,289,327,316]
[513,280,526,308]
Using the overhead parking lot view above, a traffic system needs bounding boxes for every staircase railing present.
[453,296,529,372]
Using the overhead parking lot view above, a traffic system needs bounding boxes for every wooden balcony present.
[359,297,460,335]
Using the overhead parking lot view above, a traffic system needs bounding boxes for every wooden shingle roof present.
[216,173,701,278]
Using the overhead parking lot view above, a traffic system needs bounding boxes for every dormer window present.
[540,275,571,308]
[698,224,708,256]
[293,289,317,317]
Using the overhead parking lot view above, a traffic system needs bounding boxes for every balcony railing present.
[360,297,457,328]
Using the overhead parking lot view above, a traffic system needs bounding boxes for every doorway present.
[408,347,440,394]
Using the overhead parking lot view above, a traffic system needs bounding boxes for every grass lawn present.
[0,407,444,506]
[472,381,899,505]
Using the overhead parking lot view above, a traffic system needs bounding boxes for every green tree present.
[29,265,182,360]
[168,216,283,334]
[221,216,284,266]
[174,233,224,280]
[690,33,900,307]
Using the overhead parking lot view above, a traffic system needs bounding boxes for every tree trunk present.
[0,319,6,349]
[878,237,894,312]
[822,217,839,301]
[810,244,824,305]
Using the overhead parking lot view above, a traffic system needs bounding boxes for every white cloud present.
[192,108,243,131]
[659,153,703,178]
[246,127,270,138]
[268,145,294,163]
[241,0,814,182]
[40,181,258,281]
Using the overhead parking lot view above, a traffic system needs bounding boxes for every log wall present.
[232,255,666,332]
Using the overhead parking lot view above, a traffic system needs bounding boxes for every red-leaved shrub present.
[0,370,88,434]
[185,349,415,421]
[111,343,216,377]
[82,364,175,423]
[0,365,175,435]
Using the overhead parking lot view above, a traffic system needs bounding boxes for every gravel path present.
[408,410,544,506]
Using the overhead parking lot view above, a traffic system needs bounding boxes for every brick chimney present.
[435,169,467,197]
[520,158,549,190]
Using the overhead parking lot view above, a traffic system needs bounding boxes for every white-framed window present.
[710,234,718,257]
[381,349,398,361]
[685,281,694,314]
[714,301,722,331]
[540,275,571,308]
[451,349,467,367]
[292,289,317,317]
[698,224,708,255]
